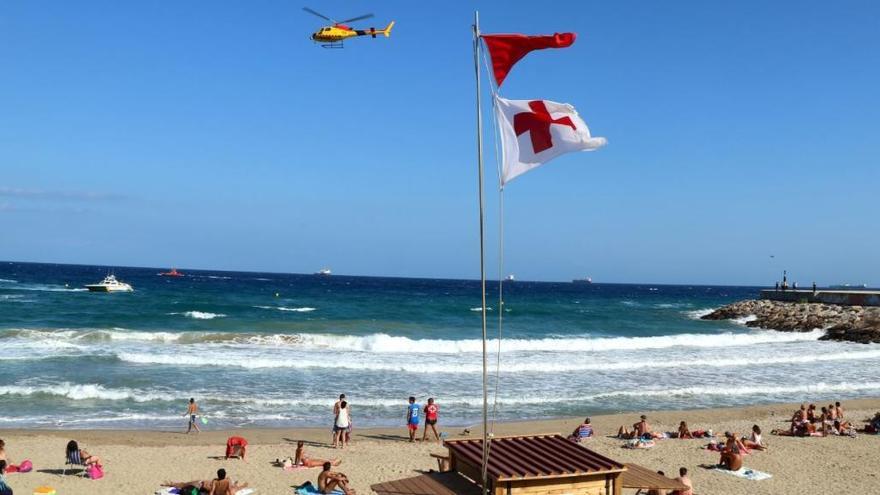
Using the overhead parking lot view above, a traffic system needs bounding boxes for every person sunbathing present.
[806,404,817,423]
[66,440,101,466]
[835,401,845,420]
[293,441,341,468]
[830,420,854,436]
[163,473,249,495]
[318,462,356,494]
[618,415,652,439]
[864,412,880,434]
[676,421,693,439]
[718,433,745,471]
[741,425,766,450]
[568,418,594,442]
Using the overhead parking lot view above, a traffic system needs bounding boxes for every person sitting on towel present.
[568,418,594,442]
[676,421,693,439]
[618,415,653,439]
[718,432,745,471]
[162,472,249,495]
[318,462,356,494]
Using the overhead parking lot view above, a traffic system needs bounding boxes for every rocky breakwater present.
[702,299,880,344]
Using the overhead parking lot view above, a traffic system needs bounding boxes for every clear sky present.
[1,1,878,285]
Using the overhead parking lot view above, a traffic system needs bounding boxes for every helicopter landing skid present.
[321,42,344,49]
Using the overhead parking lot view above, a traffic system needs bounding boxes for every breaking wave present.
[0,328,827,353]
[170,311,227,320]
[254,306,317,313]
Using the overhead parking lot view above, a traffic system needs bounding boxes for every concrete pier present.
[760,289,880,307]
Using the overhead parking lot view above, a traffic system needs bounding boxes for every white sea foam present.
[254,305,316,312]
[0,327,827,354]
[733,315,758,325]
[170,311,227,320]
[588,381,880,400]
[0,278,18,283]
[287,330,826,354]
[684,308,716,319]
[115,346,880,373]
[0,383,172,402]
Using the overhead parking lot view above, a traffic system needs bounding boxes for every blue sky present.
[1,1,878,285]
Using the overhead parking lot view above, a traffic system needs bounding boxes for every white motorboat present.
[572,277,593,284]
[505,274,516,282]
[315,268,332,276]
[85,274,134,292]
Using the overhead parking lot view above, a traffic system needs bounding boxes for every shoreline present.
[4,396,880,442]
[2,398,879,494]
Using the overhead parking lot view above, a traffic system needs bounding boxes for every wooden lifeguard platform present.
[372,434,627,495]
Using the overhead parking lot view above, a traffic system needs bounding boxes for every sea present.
[1,261,878,430]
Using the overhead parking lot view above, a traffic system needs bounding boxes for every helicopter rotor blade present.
[302,7,336,23]
[339,13,374,24]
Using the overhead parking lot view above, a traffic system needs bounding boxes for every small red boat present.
[159,268,184,277]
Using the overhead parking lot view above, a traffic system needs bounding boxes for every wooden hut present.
[443,434,625,495]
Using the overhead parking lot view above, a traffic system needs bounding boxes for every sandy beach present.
[2,398,878,494]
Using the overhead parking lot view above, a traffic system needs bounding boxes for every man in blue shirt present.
[406,396,420,442]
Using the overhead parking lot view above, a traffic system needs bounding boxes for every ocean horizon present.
[2,260,878,430]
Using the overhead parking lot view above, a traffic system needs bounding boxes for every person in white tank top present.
[333,401,351,448]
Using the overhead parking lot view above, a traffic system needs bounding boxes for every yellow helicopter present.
[304,7,394,48]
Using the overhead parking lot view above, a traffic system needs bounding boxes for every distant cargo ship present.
[572,277,592,284]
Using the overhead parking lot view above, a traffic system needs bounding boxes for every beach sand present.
[2,398,879,494]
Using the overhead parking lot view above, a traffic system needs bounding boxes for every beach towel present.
[295,484,343,495]
[712,466,772,481]
[623,438,655,449]
[154,488,178,495]
[235,489,255,495]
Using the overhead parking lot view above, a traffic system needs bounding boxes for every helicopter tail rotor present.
[381,21,395,37]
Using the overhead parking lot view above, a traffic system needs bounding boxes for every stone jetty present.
[702,299,880,344]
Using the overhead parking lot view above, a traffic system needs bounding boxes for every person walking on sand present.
[184,398,201,434]
[333,401,351,449]
[422,398,440,442]
[406,396,421,442]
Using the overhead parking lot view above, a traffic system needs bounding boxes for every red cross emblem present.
[513,100,577,154]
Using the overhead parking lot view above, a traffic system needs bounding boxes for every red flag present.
[481,33,576,87]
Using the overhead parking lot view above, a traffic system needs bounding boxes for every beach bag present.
[87,463,104,480]
[18,459,33,473]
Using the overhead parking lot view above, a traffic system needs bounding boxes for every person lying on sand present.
[288,441,341,468]
[830,420,855,437]
[162,471,249,495]
[318,462,356,494]
[863,412,880,434]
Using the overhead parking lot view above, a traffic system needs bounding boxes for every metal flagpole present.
[472,10,490,495]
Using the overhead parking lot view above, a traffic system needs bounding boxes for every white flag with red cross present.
[494,96,606,185]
